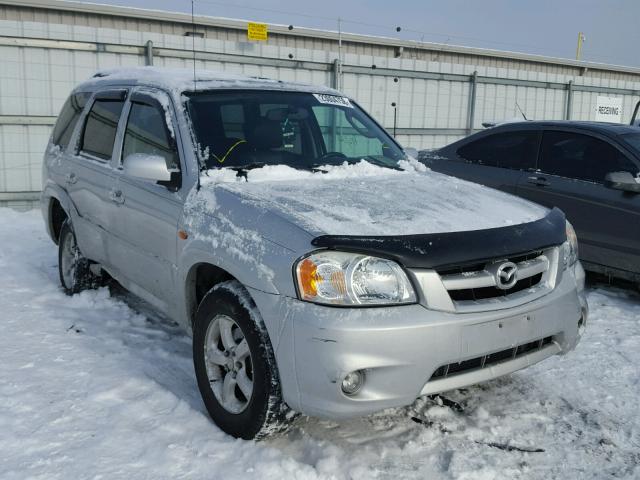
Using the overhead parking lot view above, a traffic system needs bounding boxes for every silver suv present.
[42,67,588,439]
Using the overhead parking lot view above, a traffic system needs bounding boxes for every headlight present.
[295,251,417,306]
[563,221,579,268]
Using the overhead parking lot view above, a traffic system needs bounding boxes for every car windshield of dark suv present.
[186,90,405,172]
[620,132,640,154]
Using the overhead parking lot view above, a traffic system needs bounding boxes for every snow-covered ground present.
[1,208,639,480]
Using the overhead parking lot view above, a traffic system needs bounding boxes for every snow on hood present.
[197,160,547,237]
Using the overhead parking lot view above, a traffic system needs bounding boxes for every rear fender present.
[41,182,78,242]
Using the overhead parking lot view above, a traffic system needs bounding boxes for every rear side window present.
[80,99,125,160]
[122,102,179,170]
[457,131,538,170]
[51,92,91,149]
[539,131,639,183]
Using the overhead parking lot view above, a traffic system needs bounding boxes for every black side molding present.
[311,208,567,270]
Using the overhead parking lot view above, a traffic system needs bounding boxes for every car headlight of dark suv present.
[563,221,579,268]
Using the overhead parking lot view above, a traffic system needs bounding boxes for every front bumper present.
[250,262,587,420]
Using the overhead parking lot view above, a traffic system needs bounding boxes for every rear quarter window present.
[51,92,92,149]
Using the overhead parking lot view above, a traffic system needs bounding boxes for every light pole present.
[576,32,586,60]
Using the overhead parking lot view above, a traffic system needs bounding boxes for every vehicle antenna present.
[191,0,202,191]
[515,101,528,121]
[191,0,197,92]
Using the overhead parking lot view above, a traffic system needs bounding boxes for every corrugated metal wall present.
[1,3,640,208]
[4,1,640,84]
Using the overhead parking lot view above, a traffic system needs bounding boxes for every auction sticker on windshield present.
[313,93,353,108]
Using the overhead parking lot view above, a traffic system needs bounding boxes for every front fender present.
[178,234,297,296]
[177,238,296,332]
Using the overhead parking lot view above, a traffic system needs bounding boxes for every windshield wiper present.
[360,156,403,170]
[227,162,267,178]
[229,162,266,172]
[228,162,323,177]
[310,157,401,171]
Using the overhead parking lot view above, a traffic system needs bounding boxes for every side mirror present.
[604,171,640,193]
[123,154,171,182]
[404,147,419,159]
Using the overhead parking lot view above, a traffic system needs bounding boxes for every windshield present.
[620,132,640,153]
[186,90,405,171]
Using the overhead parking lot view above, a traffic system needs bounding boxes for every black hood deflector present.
[311,208,566,269]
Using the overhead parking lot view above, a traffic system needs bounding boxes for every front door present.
[517,129,640,274]
[108,89,184,306]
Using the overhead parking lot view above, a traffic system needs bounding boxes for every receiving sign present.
[595,96,623,123]
[247,22,268,41]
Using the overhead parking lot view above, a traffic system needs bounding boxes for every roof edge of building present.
[4,0,640,76]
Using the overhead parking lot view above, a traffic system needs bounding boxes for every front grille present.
[437,250,549,303]
[437,251,542,277]
[448,273,543,301]
[430,336,554,381]
[410,246,559,313]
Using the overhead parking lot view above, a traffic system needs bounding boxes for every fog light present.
[341,370,365,396]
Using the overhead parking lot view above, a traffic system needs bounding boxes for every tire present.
[192,280,293,440]
[58,219,98,295]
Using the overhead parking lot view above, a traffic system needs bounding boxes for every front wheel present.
[192,281,293,439]
[58,219,98,295]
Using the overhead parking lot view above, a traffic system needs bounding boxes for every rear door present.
[426,129,540,195]
[516,129,640,274]
[66,90,127,264]
[47,91,93,190]
[108,89,184,304]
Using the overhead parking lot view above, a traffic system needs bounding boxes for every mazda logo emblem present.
[495,262,518,290]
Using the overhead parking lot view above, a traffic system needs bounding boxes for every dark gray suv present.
[420,121,640,283]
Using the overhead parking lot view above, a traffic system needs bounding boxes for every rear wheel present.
[58,220,98,295]
[192,281,293,439]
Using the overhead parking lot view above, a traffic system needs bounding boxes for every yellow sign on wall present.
[247,22,268,41]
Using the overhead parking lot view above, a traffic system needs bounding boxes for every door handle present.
[527,176,549,186]
[109,189,125,204]
[65,172,77,185]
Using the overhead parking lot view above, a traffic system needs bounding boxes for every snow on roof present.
[81,67,342,96]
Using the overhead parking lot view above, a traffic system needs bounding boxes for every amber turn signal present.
[297,258,319,298]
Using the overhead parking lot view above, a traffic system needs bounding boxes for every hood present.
[209,162,547,238]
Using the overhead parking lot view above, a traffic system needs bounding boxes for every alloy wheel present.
[204,314,254,414]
